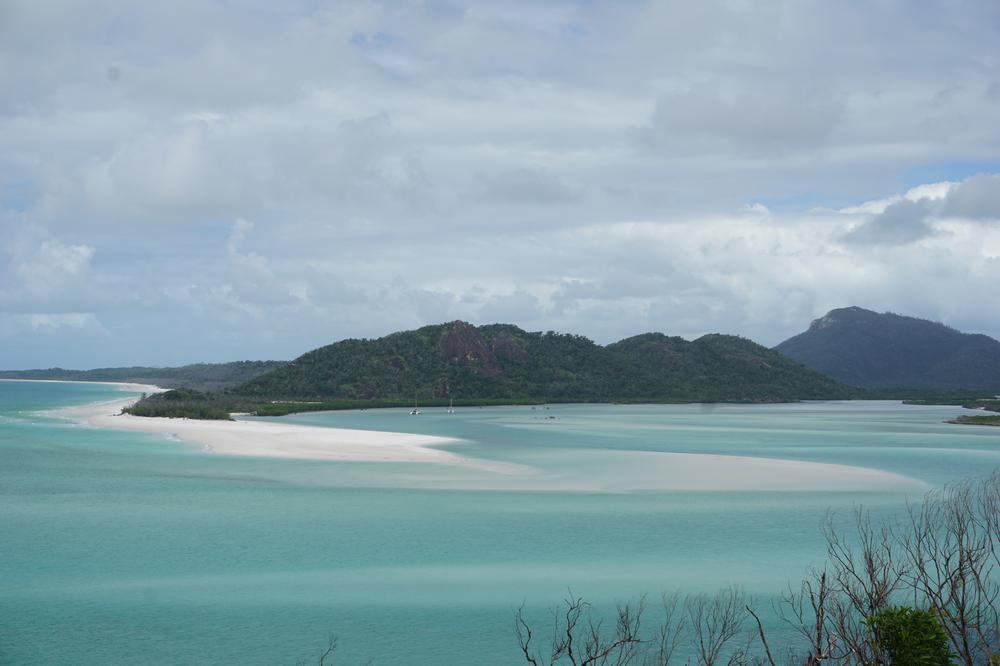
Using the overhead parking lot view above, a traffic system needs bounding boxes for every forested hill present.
[605,332,855,401]
[775,307,1000,390]
[232,321,857,403]
[0,361,287,391]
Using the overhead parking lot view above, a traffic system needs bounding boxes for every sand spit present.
[543,448,928,493]
[57,394,529,473]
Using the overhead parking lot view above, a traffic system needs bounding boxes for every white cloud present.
[841,173,999,246]
[743,203,770,215]
[19,312,103,332]
[1,0,1000,366]
[905,181,956,202]
[14,240,94,295]
[0,224,109,314]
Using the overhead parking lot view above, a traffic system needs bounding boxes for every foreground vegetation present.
[512,472,1000,665]
[311,473,1000,665]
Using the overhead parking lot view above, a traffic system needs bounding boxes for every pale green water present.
[2,381,999,664]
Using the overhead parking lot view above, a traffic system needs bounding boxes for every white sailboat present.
[447,398,455,414]
[409,393,420,415]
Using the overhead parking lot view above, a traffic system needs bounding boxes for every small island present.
[949,414,1000,426]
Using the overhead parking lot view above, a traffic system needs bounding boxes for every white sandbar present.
[539,449,927,493]
[55,392,528,473]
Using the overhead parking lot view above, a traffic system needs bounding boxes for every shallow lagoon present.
[2,381,999,664]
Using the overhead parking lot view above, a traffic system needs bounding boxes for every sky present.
[1,0,999,368]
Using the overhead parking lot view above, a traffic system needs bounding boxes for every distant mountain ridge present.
[0,361,287,392]
[775,307,1000,390]
[232,320,856,403]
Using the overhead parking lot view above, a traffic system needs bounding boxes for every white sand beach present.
[57,394,517,469]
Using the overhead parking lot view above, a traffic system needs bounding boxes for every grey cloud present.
[397,286,458,325]
[303,269,368,307]
[941,174,1000,220]
[634,84,846,156]
[841,199,936,246]
[59,111,428,227]
[841,172,1000,246]
[476,289,546,323]
[987,81,1000,102]
[473,167,579,205]
[223,220,296,307]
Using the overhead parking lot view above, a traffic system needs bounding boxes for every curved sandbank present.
[56,394,529,473]
[535,449,927,493]
[37,382,926,493]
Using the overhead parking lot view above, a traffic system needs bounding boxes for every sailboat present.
[447,398,455,414]
[409,393,420,415]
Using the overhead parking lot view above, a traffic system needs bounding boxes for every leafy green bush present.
[866,606,953,666]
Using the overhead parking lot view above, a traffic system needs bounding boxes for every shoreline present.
[23,380,928,492]
[948,417,1000,427]
[55,394,531,473]
[0,378,164,393]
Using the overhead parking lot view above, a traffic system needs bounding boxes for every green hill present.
[607,332,855,402]
[232,321,857,405]
[775,307,1000,390]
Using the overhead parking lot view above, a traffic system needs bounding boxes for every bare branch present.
[745,606,775,666]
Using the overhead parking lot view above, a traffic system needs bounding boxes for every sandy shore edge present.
[0,378,164,393]
[12,379,925,492]
[36,381,526,472]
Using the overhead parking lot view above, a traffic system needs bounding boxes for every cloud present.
[0,223,111,315]
[634,83,845,156]
[303,266,367,307]
[743,203,770,215]
[15,240,94,295]
[18,312,104,332]
[841,198,936,245]
[474,167,579,205]
[476,289,546,323]
[841,173,999,245]
[941,174,1000,220]
[2,1,1000,366]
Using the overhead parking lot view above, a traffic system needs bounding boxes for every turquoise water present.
[2,381,999,664]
